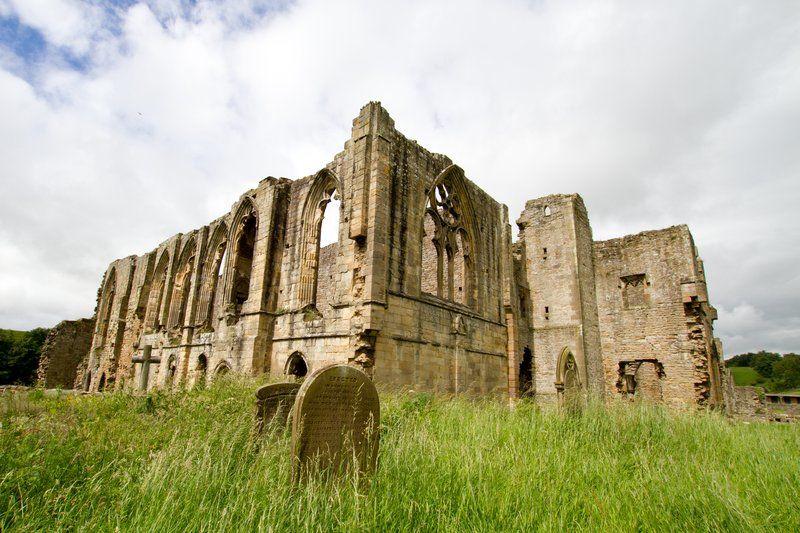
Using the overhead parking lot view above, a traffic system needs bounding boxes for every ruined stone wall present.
[81,177,292,392]
[37,318,95,389]
[72,101,723,408]
[732,386,765,418]
[593,225,720,408]
[517,194,603,404]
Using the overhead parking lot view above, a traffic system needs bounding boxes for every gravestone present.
[254,382,302,433]
[291,364,380,484]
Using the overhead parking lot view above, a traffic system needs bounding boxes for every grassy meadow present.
[729,366,766,387]
[2,378,799,532]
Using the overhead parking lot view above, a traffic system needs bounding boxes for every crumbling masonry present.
[59,103,727,408]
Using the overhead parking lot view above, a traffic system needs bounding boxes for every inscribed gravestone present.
[291,364,380,483]
[255,382,301,433]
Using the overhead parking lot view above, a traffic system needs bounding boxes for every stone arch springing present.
[96,268,117,348]
[226,199,258,310]
[168,237,196,329]
[144,251,171,331]
[195,222,228,327]
[555,347,582,409]
[298,169,341,309]
[285,351,309,380]
[420,165,477,308]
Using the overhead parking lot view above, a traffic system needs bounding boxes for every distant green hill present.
[729,367,765,387]
[0,329,28,342]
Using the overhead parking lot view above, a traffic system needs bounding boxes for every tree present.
[772,354,800,391]
[0,328,50,385]
[751,351,781,378]
[726,353,754,367]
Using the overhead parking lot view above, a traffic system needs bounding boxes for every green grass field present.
[0,329,28,343]
[2,379,799,531]
[729,366,766,386]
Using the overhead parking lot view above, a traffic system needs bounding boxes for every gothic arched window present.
[227,200,257,310]
[421,168,475,308]
[195,223,227,327]
[298,170,340,309]
[144,251,171,331]
[168,238,196,329]
[96,268,117,347]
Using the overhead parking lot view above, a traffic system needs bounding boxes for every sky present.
[0,0,798,356]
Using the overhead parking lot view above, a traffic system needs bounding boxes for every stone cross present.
[254,382,301,434]
[291,364,380,484]
[131,345,160,391]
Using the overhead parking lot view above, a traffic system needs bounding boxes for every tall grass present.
[2,378,799,531]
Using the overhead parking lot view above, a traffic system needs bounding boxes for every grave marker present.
[291,364,380,483]
[254,382,301,433]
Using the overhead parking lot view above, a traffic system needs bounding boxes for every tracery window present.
[421,178,473,307]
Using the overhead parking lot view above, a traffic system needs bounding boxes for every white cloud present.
[0,0,798,355]
[5,0,105,55]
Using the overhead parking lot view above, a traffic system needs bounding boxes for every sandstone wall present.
[593,225,720,408]
[517,194,603,403]
[37,318,95,389]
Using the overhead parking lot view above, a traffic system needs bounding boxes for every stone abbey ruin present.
[39,102,730,409]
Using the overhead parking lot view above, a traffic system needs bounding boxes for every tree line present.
[0,328,49,386]
[726,351,800,392]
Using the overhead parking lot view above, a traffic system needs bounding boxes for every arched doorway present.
[285,352,308,380]
[554,347,582,411]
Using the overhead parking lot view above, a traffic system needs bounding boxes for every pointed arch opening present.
[144,251,171,332]
[420,166,476,308]
[96,268,117,348]
[285,351,309,380]
[227,200,257,311]
[196,223,228,327]
[168,238,196,329]
[298,169,341,309]
[555,347,583,410]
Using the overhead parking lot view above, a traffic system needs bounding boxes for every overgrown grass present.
[2,378,799,531]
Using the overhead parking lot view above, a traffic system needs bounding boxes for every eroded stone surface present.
[291,364,379,483]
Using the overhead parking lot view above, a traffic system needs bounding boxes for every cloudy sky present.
[0,0,798,355]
